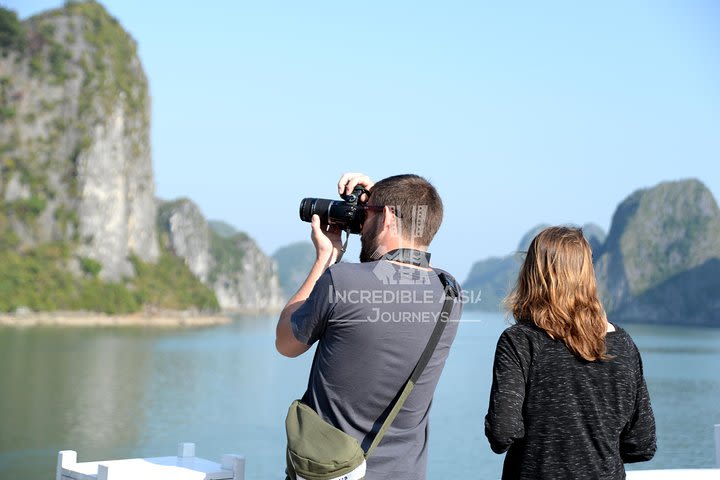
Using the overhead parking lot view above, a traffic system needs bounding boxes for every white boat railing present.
[55,424,720,479]
[56,442,245,480]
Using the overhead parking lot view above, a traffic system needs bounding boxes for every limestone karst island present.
[0,2,283,325]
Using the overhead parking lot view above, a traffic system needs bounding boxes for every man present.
[276,172,462,480]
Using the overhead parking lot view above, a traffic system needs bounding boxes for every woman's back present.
[485,226,656,480]
[485,322,656,480]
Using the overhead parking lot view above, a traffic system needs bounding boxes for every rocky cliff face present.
[0,3,283,315]
[157,199,212,283]
[464,223,607,311]
[463,181,720,326]
[462,254,521,311]
[595,179,720,326]
[158,199,284,312]
[211,233,285,312]
[0,2,157,280]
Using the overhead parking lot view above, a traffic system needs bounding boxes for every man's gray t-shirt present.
[291,260,462,480]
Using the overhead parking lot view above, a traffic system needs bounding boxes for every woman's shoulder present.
[499,321,552,350]
[606,323,642,356]
[503,320,548,339]
[493,322,553,366]
[607,323,636,342]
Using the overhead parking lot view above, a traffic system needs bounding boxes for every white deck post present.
[222,454,246,480]
[178,442,196,458]
[96,464,114,480]
[56,450,77,480]
[57,443,243,480]
[715,424,720,467]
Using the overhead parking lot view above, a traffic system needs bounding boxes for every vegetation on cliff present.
[0,3,218,314]
[0,237,218,314]
[595,179,720,326]
[156,199,283,312]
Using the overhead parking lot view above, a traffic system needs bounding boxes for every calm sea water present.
[0,313,718,479]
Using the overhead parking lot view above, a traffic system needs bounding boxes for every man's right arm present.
[276,254,335,357]
[275,214,341,357]
[276,172,375,357]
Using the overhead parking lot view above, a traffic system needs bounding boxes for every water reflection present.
[0,316,719,480]
[1,328,157,475]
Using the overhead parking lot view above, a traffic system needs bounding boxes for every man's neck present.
[380,239,428,253]
[380,245,432,270]
[386,260,432,271]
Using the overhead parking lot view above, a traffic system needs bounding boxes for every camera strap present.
[380,248,431,267]
[341,228,351,253]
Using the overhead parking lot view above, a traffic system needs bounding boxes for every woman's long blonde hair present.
[505,226,609,361]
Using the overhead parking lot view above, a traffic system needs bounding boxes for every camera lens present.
[298,195,364,234]
[299,198,334,224]
[299,198,314,222]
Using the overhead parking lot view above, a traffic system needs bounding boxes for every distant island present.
[463,179,720,328]
[272,241,316,299]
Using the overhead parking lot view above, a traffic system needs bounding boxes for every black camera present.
[299,186,368,234]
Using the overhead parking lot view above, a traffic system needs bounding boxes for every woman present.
[485,226,656,479]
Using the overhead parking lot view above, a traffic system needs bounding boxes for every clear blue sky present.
[7,1,720,280]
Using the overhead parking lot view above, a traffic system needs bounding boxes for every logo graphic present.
[372,261,398,285]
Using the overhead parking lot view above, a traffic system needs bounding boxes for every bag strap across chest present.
[364,263,459,458]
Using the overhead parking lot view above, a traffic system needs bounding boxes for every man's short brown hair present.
[367,174,443,246]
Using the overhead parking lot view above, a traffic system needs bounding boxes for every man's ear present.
[382,205,399,237]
